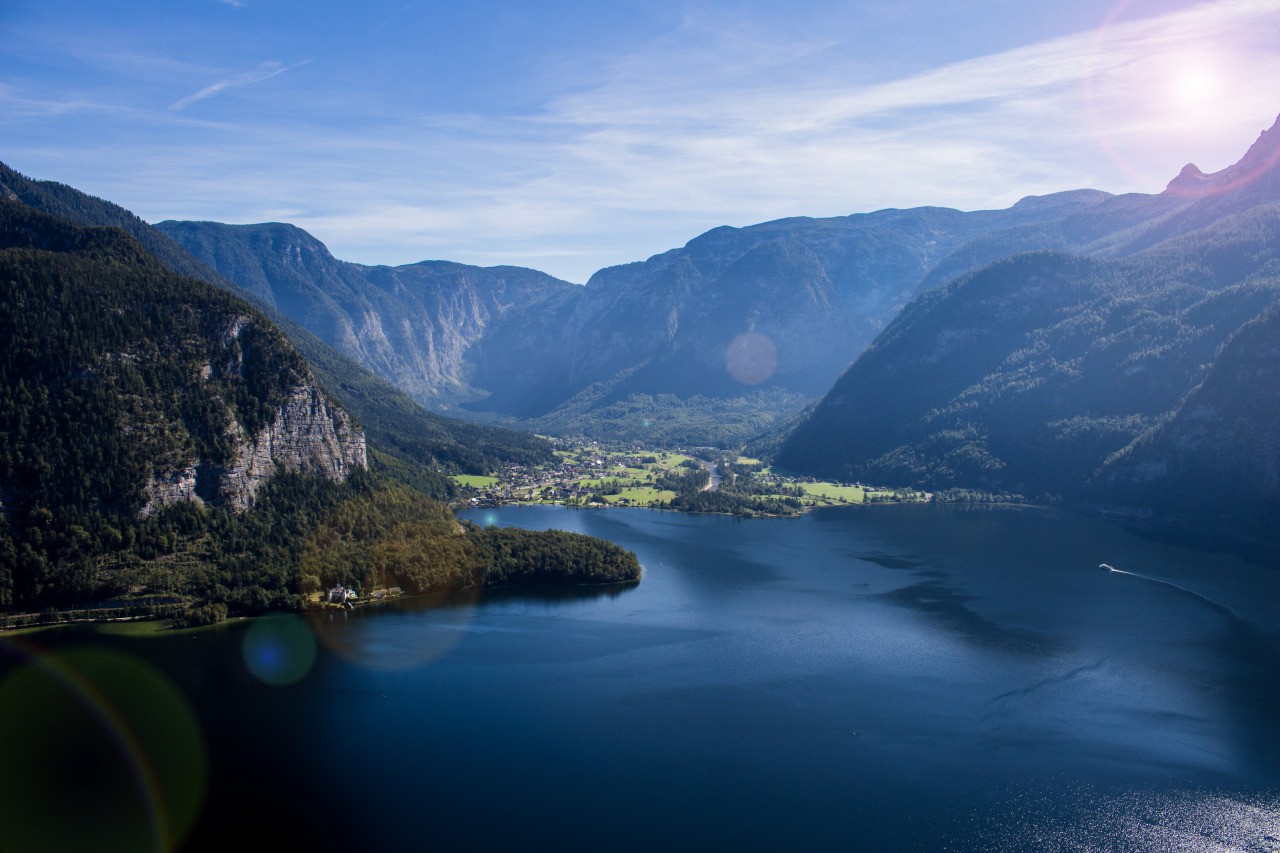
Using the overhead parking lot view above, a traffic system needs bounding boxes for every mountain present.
[0,199,364,608]
[916,118,1280,287]
[163,191,1115,445]
[0,162,228,284]
[154,220,579,405]
[0,162,555,482]
[0,199,366,512]
[775,115,1280,552]
[162,119,1275,450]
[0,199,639,618]
[1097,302,1280,552]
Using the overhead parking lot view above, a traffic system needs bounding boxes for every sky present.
[3,0,1279,283]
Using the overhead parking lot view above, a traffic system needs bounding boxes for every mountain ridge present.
[155,218,578,406]
[163,188,1119,444]
[0,190,639,618]
[774,114,1280,554]
[0,160,555,484]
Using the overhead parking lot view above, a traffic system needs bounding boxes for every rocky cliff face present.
[154,221,578,404]
[138,313,366,514]
[216,384,366,509]
[0,199,369,521]
[142,382,366,514]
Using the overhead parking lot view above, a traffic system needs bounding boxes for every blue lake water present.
[3,503,1280,851]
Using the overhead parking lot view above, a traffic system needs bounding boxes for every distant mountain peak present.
[1165,162,1209,193]
[1010,189,1111,211]
[1165,112,1280,196]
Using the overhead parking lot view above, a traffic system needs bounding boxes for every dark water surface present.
[4,504,1280,851]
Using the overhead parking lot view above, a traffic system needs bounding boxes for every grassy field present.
[801,482,867,503]
[657,452,694,466]
[604,487,679,505]
[453,474,500,488]
[464,441,925,515]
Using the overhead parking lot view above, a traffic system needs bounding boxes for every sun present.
[1165,60,1220,113]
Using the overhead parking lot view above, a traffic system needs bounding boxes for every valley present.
[2,110,1279,633]
[454,438,929,515]
[9,6,1280,852]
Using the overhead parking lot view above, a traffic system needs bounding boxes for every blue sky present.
[3,0,1279,282]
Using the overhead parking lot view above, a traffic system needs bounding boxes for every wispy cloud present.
[169,60,308,111]
[218,0,246,7]
[10,0,1278,283]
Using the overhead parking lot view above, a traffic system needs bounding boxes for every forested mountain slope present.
[165,191,1115,444]
[775,115,1280,553]
[0,201,638,618]
[0,162,554,480]
[0,200,363,608]
[1098,302,1280,551]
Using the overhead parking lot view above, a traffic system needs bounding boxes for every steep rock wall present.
[142,384,365,514]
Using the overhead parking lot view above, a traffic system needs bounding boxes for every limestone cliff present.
[0,199,369,521]
[216,384,366,509]
[142,382,366,514]
[153,221,577,405]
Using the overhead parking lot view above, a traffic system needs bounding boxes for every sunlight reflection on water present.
[970,786,1280,852]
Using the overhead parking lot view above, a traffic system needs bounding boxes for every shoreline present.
[456,492,933,519]
[1,577,644,637]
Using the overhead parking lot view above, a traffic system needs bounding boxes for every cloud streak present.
[169,60,307,111]
[9,0,1278,283]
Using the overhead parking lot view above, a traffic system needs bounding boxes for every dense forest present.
[0,161,559,487]
[776,205,1280,552]
[297,485,642,596]
[0,200,639,623]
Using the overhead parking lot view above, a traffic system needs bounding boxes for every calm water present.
[3,504,1280,851]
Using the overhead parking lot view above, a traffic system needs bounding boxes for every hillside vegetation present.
[0,162,557,488]
[775,115,1280,554]
[0,201,638,621]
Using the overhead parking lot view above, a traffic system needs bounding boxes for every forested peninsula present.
[0,197,639,628]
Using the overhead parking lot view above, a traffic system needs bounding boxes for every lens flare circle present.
[0,644,207,853]
[308,594,480,672]
[242,615,317,686]
[725,331,778,386]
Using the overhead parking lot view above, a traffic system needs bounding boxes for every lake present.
[3,504,1279,851]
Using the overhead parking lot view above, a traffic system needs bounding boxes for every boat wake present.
[1100,563,1251,628]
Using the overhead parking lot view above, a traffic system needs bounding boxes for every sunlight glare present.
[1166,60,1219,114]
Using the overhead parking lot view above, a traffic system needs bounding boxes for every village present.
[452,438,929,513]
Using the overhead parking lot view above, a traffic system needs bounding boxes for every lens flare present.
[725,331,778,385]
[1167,62,1217,109]
[242,615,317,686]
[1081,0,1279,195]
[0,644,207,853]
[307,593,481,672]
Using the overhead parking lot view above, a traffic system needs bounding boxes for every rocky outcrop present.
[1164,113,1280,197]
[142,384,366,514]
[141,466,200,515]
[153,221,577,404]
[215,384,366,509]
